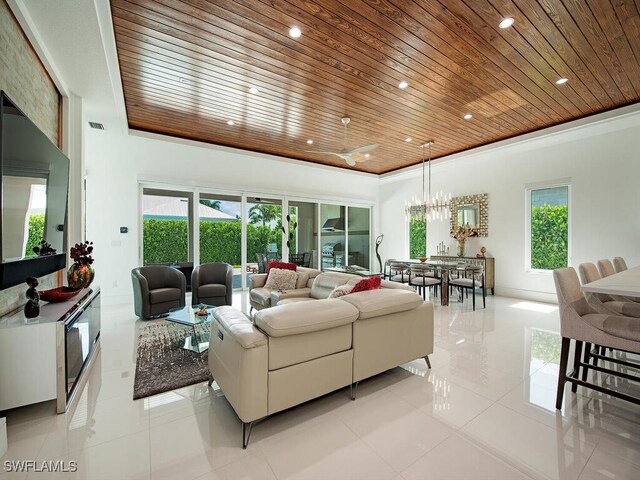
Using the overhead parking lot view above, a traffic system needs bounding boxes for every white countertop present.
[581,266,640,298]
[0,287,97,329]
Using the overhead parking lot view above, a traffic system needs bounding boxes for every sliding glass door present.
[288,200,318,268]
[348,206,370,269]
[141,185,372,289]
[141,188,193,265]
[246,196,283,272]
[199,193,242,287]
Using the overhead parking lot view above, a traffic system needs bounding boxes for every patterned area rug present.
[133,320,210,400]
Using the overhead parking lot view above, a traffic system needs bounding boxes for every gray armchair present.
[191,262,233,306]
[131,266,186,319]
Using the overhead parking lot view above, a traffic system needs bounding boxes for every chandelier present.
[404,141,451,222]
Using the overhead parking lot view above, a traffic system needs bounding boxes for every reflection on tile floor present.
[1,293,639,480]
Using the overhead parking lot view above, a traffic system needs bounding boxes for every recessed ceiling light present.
[289,26,302,38]
[364,153,370,158]
[249,86,259,94]
[226,120,235,126]
[398,80,408,89]
[556,77,568,85]
[464,113,473,120]
[405,137,412,142]
[499,17,514,29]
[306,139,313,145]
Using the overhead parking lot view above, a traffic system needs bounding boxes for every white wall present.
[84,129,379,303]
[379,110,640,303]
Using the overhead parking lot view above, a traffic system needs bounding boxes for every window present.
[409,217,426,258]
[527,184,569,271]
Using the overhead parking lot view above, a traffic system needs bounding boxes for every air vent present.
[88,122,104,130]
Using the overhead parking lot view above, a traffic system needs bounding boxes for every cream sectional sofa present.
[249,268,413,311]
[208,286,434,448]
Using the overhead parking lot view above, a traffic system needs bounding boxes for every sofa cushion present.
[213,306,267,349]
[266,261,297,281]
[276,297,316,306]
[250,287,272,307]
[255,299,359,337]
[149,287,181,304]
[295,270,310,289]
[271,288,311,306]
[350,276,381,293]
[339,289,424,320]
[310,272,361,299]
[265,268,298,291]
[198,284,226,299]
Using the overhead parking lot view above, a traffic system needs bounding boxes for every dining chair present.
[389,261,410,283]
[256,253,268,274]
[578,262,640,318]
[408,264,441,301]
[613,257,628,273]
[553,267,640,409]
[597,259,616,278]
[449,265,485,310]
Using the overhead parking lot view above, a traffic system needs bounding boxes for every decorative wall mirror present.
[450,193,488,237]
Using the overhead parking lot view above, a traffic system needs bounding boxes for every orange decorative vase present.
[67,263,95,290]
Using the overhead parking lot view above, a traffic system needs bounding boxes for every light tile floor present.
[1,293,639,480]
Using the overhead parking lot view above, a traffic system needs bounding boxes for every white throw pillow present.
[328,284,353,298]
[264,268,298,291]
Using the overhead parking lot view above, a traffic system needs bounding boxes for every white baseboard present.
[494,287,558,305]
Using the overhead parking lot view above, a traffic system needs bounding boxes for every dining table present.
[400,259,475,306]
[580,265,640,299]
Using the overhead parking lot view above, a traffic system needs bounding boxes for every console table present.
[430,256,495,294]
[0,287,101,413]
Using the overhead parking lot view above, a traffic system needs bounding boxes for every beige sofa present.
[208,287,434,448]
[249,269,413,311]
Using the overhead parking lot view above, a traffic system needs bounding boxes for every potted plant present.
[67,241,95,290]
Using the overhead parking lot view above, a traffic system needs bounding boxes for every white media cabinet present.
[0,286,101,413]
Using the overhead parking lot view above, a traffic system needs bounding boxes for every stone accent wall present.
[0,0,61,317]
[0,0,59,144]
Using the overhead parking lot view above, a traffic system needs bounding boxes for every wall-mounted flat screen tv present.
[0,91,69,290]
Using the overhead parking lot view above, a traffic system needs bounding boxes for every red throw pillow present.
[265,261,297,282]
[350,276,382,293]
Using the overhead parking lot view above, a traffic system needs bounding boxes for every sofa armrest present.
[271,288,311,304]
[131,269,150,318]
[212,307,267,348]
[250,274,267,289]
[209,306,268,423]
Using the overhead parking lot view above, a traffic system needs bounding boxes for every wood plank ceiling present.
[110,0,640,174]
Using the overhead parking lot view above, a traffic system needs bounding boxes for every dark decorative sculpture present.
[281,214,298,250]
[24,277,40,318]
[375,235,384,274]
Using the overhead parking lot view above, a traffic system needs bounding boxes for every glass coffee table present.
[167,305,215,353]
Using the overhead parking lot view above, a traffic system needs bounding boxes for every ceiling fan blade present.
[348,144,379,154]
[305,150,344,155]
[345,157,356,166]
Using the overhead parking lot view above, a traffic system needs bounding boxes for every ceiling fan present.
[306,117,378,166]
